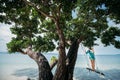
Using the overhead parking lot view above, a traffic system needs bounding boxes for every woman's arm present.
[92,48,95,53]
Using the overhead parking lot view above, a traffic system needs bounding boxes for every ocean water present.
[0,52,120,80]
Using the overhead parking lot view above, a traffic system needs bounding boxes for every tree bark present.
[18,48,53,80]
[36,53,53,80]
[53,18,67,80]
[66,39,80,80]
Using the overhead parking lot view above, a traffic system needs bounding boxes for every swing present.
[80,44,105,76]
[86,67,105,76]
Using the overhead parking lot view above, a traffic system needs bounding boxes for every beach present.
[0,52,120,80]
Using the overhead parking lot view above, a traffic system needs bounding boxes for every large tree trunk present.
[53,18,67,80]
[36,53,53,80]
[52,51,66,80]
[18,48,53,80]
[66,39,80,80]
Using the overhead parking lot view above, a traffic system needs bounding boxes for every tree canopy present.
[0,0,120,52]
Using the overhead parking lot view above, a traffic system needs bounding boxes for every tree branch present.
[78,36,84,44]
[17,48,27,54]
[50,59,58,70]
[22,0,55,20]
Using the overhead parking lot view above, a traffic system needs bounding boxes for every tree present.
[0,0,120,80]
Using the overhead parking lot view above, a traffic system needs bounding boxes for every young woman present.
[86,47,95,70]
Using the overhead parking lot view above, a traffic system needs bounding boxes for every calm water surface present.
[0,52,120,80]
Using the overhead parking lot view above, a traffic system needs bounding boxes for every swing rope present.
[80,44,90,68]
[80,44,99,70]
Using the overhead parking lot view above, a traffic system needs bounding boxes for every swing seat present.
[86,67,105,76]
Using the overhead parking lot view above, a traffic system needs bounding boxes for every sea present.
[0,52,120,80]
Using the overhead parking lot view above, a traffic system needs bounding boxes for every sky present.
[0,23,15,52]
[0,21,120,55]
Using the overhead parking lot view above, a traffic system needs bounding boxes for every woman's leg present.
[91,60,95,70]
